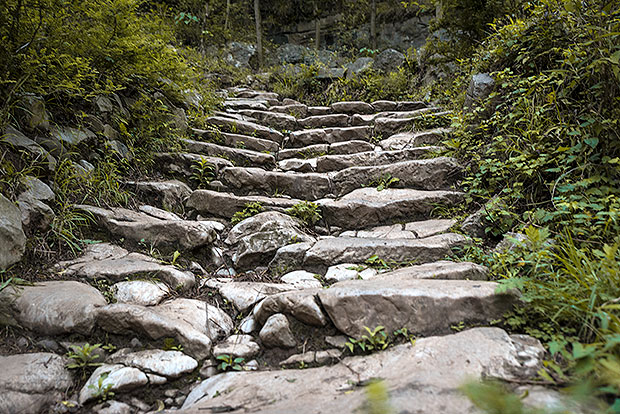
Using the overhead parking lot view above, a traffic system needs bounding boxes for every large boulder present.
[225,212,316,269]
[177,328,546,414]
[0,194,26,269]
[373,48,405,73]
[226,42,257,68]
[0,353,74,414]
[464,73,495,111]
[277,44,308,64]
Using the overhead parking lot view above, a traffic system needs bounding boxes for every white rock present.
[280,270,322,289]
[113,280,169,306]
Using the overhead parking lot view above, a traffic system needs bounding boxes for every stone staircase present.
[0,89,573,414]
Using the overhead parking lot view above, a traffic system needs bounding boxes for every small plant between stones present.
[66,343,103,377]
[88,372,115,402]
[345,326,390,354]
[190,157,216,188]
[231,202,264,225]
[368,173,400,191]
[216,354,245,371]
[287,201,322,227]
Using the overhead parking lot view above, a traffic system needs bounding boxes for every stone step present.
[235,90,279,101]
[318,187,463,229]
[235,109,298,131]
[371,100,428,112]
[378,128,450,150]
[220,167,331,200]
[313,147,441,172]
[155,152,233,178]
[205,116,284,143]
[329,157,461,196]
[182,139,276,168]
[338,219,456,239]
[298,114,350,129]
[374,111,452,136]
[179,328,545,414]
[330,101,374,114]
[268,103,308,118]
[318,277,517,338]
[350,107,441,126]
[123,179,191,210]
[287,126,372,147]
[75,205,222,250]
[303,233,468,272]
[375,260,489,281]
[307,106,332,116]
[277,140,374,160]
[191,128,279,153]
[186,189,301,218]
[223,99,269,111]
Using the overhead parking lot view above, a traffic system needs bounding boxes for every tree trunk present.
[370,0,377,50]
[314,3,320,50]
[224,0,231,30]
[254,0,263,67]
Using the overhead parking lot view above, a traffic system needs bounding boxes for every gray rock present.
[224,99,268,111]
[374,111,451,136]
[235,110,298,131]
[307,106,333,116]
[93,401,133,414]
[138,205,181,221]
[298,114,349,129]
[330,101,374,115]
[373,48,405,72]
[277,144,329,160]
[269,103,308,118]
[183,139,276,169]
[329,140,376,154]
[1,281,106,335]
[19,176,54,201]
[213,280,296,312]
[192,128,279,153]
[125,180,192,211]
[0,194,26,269]
[371,100,398,111]
[319,277,517,337]
[345,58,374,76]
[205,116,284,143]
[316,67,347,79]
[0,353,73,414]
[288,126,372,147]
[113,280,170,306]
[187,189,301,219]
[254,289,326,326]
[277,158,317,173]
[315,147,438,172]
[16,94,50,132]
[318,187,464,229]
[56,243,196,290]
[269,242,314,272]
[179,328,545,414]
[155,152,233,177]
[280,270,322,289]
[220,167,331,200]
[240,315,257,334]
[378,260,488,281]
[2,126,57,170]
[96,298,233,359]
[378,129,447,150]
[340,219,456,239]
[79,364,147,404]
[77,205,218,251]
[324,264,377,283]
[17,193,54,233]
[107,349,197,378]
[225,212,316,269]
[226,42,257,68]
[304,233,467,272]
[465,73,495,110]
[213,335,260,359]
[259,314,296,348]
[47,125,96,151]
[460,196,506,239]
[277,44,308,64]
[279,349,341,367]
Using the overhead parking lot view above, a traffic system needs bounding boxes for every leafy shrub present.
[231,202,263,225]
[286,201,322,227]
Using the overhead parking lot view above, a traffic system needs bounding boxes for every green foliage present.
[286,201,322,227]
[364,379,393,414]
[88,372,115,402]
[162,337,184,352]
[216,354,245,371]
[461,381,544,414]
[365,255,391,270]
[368,174,400,192]
[190,157,216,189]
[66,343,103,376]
[231,202,264,225]
[346,326,390,354]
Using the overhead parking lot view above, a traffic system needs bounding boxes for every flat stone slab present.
[178,328,546,414]
[56,243,196,290]
[155,152,233,177]
[223,100,268,111]
[315,147,440,172]
[186,190,301,218]
[378,128,450,150]
[205,116,284,143]
[1,281,106,335]
[124,180,191,210]
[378,260,488,281]
[0,353,74,413]
[277,140,375,160]
[339,219,456,239]
[288,126,372,147]
[220,167,331,200]
[80,364,147,404]
[213,335,260,359]
[182,139,275,168]
[205,279,296,312]
[330,101,374,114]
[330,157,461,196]
[77,205,219,250]
[0,193,26,270]
[374,111,451,136]
[96,298,233,359]
[107,349,197,378]
[269,103,308,118]
[298,114,349,129]
[236,110,298,130]
[303,233,468,272]
[113,280,170,306]
[192,128,279,153]
[318,277,519,337]
[318,188,464,229]
[253,289,326,326]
